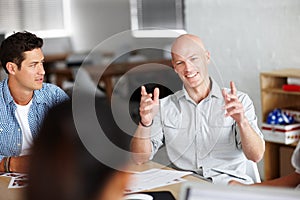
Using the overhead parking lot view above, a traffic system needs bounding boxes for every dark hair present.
[26,98,131,200]
[0,31,43,73]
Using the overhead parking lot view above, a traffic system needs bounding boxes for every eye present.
[190,56,198,61]
[29,63,38,68]
[175,61,183,66]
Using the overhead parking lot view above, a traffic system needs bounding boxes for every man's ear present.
[205,51,211,64]
[6,62,17,75]
[171,61,178,74]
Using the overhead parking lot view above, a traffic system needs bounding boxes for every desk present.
[0,176,24,200]
[46,59,173,100]
[0,161,205,200]
[126,161,206,199]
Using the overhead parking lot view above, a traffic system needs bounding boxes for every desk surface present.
[126,161,206,199]
[0,176,24,200]
[0,161,205,200]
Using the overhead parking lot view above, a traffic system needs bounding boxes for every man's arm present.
[0,155,30,173]
[130,86,159,165]
[222,81,265,162]
[130,125,152,164]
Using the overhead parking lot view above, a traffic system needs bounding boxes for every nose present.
[38,63,45,75]
[184,60,194,72]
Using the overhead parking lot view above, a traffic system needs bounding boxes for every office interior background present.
[1,0,300,180]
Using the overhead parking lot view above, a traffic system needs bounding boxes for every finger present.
[224,93,238,101]
[141,93,153,103]
[222,88,230,102]
[153,87,160,103]
[230,81,237,95]
[225,107,243,117]
[143,104,155,111]
[223,101,240,110]
[141,86,148,96]
[139,101,153,112]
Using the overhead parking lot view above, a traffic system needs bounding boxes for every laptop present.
[179,181,300,200]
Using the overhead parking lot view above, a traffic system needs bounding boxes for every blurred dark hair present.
[0,31,43,73]
[26,97,131,200]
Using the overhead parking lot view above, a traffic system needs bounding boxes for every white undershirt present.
[15,100,33,156]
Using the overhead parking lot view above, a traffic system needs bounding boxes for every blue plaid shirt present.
[0,78,69,161]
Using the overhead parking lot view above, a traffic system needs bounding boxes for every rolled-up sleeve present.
[236,92,264,149]
[149,104,164,160]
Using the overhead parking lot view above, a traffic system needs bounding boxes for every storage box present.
[282,109,300,122]
[262,123,300,144]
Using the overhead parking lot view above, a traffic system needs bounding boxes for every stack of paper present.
[125,168,192,193]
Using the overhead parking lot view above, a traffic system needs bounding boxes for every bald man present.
[130,34,265,184]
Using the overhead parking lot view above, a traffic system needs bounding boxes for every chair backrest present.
[246,160,261,183]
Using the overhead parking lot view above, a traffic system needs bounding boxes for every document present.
[125,168,192,193]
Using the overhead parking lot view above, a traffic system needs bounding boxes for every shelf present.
[260,68,300,181]
[262,88,300,95]
[260,68,300,78]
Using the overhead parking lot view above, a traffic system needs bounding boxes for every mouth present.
[185,72,198,78]
[36,77,44,82]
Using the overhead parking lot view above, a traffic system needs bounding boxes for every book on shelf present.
[282,84,300,92]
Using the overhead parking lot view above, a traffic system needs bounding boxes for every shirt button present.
[17,143,21,146]
[18,129,20,131]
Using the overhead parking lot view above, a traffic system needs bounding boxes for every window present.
[0,0,70,38]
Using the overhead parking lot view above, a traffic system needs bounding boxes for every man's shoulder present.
[35,83,68,100]
[41,82,62,90]
[0,78,7,89]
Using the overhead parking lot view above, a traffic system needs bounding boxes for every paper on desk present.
[0,172,28,188]
[125,168,192,193]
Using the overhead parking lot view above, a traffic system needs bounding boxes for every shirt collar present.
[174,77,223,102]
[209,77,223,99]
[3,78,14,104]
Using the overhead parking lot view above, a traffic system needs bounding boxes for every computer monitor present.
[179,181,300,200]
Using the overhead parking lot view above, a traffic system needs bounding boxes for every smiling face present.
[11,48,45,92]
[171,34,210,91]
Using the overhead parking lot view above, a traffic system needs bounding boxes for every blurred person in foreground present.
[0,31,69,173]
[26,98,131,200]
[131,34,265,184]
[229,140,300,188]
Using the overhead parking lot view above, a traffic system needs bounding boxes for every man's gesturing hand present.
[139,86,160,127]
[222,81,245,124]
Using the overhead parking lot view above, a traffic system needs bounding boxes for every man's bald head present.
[171,34,206,56]
[171,34,209,64]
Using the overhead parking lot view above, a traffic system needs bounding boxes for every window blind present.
[0,0,68,37]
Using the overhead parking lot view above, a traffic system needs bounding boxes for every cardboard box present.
[262,123,300,144]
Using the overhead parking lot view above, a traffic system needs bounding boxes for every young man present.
[0,31,69,173]
[131,34,265,184]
